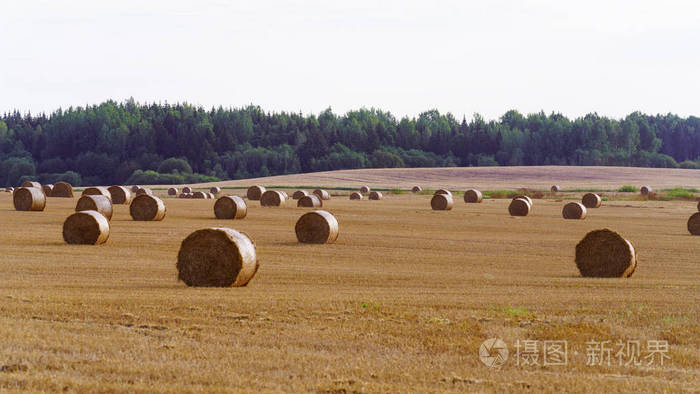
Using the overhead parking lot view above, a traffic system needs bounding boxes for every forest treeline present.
[1,99,699,187]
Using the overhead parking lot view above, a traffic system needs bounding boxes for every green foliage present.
[39,171,82,186]
[618,185,639,192]
[665,188,697,199]
[157,157,193,174]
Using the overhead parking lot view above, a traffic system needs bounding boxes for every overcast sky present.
[1,0,699,120]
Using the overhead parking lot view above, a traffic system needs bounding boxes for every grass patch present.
[618,185,639,192]
[483,190,518,199]
[664,188,698,199]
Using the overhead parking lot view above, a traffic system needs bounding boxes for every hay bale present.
[183,186,192,194]
[62,210,110,245]
[208,192,216,199]
[434,189,452,197]
[75,195,113,221]
[431,193,453,210]
[130,194,166,221]
[412,186,422,193]
[562,202,587,220]
[292,190,309,200]
[5,187,14,193]
[512,195,533,207]
[295,210,339,244]
[177,228,259,287]
[247,185,266,200]
[688,212,700,235]
[464,189,483,203]
[641,186,652,195]
[508,198,531,216]
[369,191,383,200]
[136,188,153,196]
[260,190,286,206]
[214,196,247,219]
[210,186,221,194]
[168,187,179,196]
[178,193,189,199]
[82,187,112,201]
[582,193,602,208]
[51,182,74,197]
[360,185,370,193]
[349,192,363,200]
[575,229,637,277]
[130,185,141,193]
[551,185,561,192]
[42,184,54,195]
[697,200,700,212]
[108,186,133,205]
[193,191,207,199]
[298,194,322,208]
[21,181,41,189]
[279,190,288,199]
[313,189,331,200]
[13,187,46,211]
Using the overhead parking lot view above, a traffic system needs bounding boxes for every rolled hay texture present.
[5,187,14,193]
[136,188,153,196]
[551,185,562,192]
[214,196,247,219]
[210,187,221,194]
[260,190,286,206]
[168,187,178,196]
[509,198,531,216]
[82,186,112,201]
[247,185,266,200]
[279,190,288,199]
[688,212,700,235]
[313,189,331,200]
[360,185,370,193]
[292,190,308,200]
[177,228,259,287]
[13,187,46,211]
[412,186,422,193]
[298,194,322,208]
[207,192,215,199]
[512,195,533,207]
[582,193,602,209]
[434,189,452,197]
[464,189,483,203]
[130,194,166,221]
[575,229,637,277]
[349,192,363,200]
[42,184,54,195]
[107,186,133,205]
[182,186,192,194]
[369,191,383,200]
[22,181,41,189]
[562,202,587,220]
[178,193,191,199]
[130,185,141,193]
[641,186,653,195]
[295,210,339,244]
[193,191,207,199]
[51,182,74,197]
[75,195,113,221]
[62,210,110,245]
[431,193,453,210]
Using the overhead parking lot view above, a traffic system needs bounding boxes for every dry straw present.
[82,186,112,201]
[509,198,531,216]
[313,189,331,200]
[207,192,215,199]
[193,191,207,199]
[688,212,700,235]
[182,186,192,193]
[279,190,288,199]
[434,189,452,197]
[412,186,422,193]
[51,182,74,197]
[247,185,266,200]
[641,186,652,195]
[298,194,322,208]
[210,186,221,194]
[168,187,178,196]
[512,195,533,207]
[13,187,46,211]
[130,185,141,193]
[582,193,602,208]
[360,185,370,193]
[562,202,587,220]
[136,188,153,196]
[76,195,113,221]
[464,189,483,203]
[292,190,308,200]
[130,194,166,221]
[177,228,259,287]
[42,184,54,195]
[63,210,110,245]
[697,200,700,212]
[431,193,453,210]
[551,185,561,192]
[349,192,363,200]
[108,186,133,205]
[369,191,383,200]
[21,181,41,189]
[214,196,247,219]
[178,193,190,199]
[295,210,339,244]
[575,229,637,277]
[260,190,286,206]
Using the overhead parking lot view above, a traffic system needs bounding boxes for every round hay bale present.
[464,189,483,203]
[136,188,153,196]
[434,189,452,197]
[369,191,383,200]
[292,190,309,200]
[168,187,179,196]
[214,196,247,219]
[260,190,286,207]
[5,187,14,193]
[130,194,166,221]
[562,202,587,220]
[82,187,112,201]
[313,189,331,200]
[108,186,133,205]
[178,193,189,199]
[295,210,339,244]
[509,198,531,216]
[130,185,141,193]
[551,185,561,192]
[210,186,221,194]
[75,195,113,221]
[430,193,453,210]
[192,191,207,199]
[512,195,533,206]
[247,185,266,200]
[182,186,192,194]
[42,184,54,195]
[62,210,110,245]
[575,229,637,277]
[688,212,700,235]
[360,185,370,193]
[52,182,74,197]
[21,181,41,189]
[177,228,259,287]
[349,192,363,200]
[208,192,216,199]
[697,200,700,212]
[279,190,288,199]
[297,194,322,208]
[13,187,46,211]
[412,186,422,193]
[641,186,652,195]
[582,193,602,208]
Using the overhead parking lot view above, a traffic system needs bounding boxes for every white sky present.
[1,0,699,120]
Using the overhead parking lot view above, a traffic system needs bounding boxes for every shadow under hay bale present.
[641,186,653,195]
[247,185,265,200]
[21,181,41,189]
[108,186,133,205]
[76,195,113,221]
[210,187,221,194]
[297,194,322,208]
[63,210,110,245]
[42,184,54,195]
[582,193,602,208]
[412,186,422,193]
[168,187,178,196]
[13,187,46,211]
[177,228,259,287]
[431,193,453,210]
[295,210,339,244]
[575,229,637,277]
[292,190,308,200]
[130,195,166,221]
[82,187,112,201]
[434,189,452,197]
[688,212,700,235]
[551,185,561,192]
[349,192,363,200]
[51,182,74,198]
[464,189,483,203]
[313,189,331,200]
[360,185,370,193]
[369,191,383,200]
[261,190,286,206]
[562,202,587,220]
[509,198,531,216]
[214,196,247,219]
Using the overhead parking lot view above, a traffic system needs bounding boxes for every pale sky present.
[1,0,699,120]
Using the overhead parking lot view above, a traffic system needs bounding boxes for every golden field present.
[1,167,699,393]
